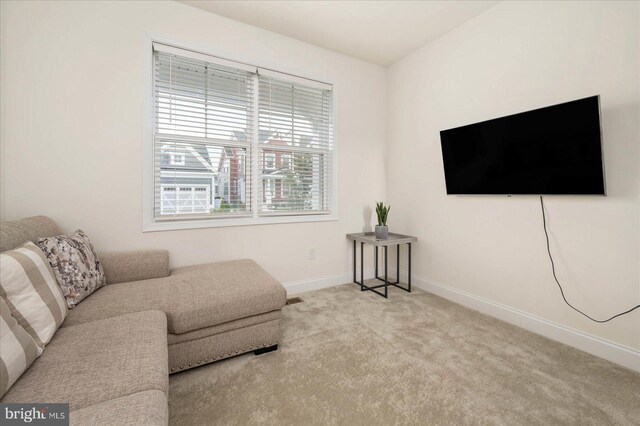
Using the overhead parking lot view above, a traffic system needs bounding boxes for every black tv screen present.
[439,96,605,195]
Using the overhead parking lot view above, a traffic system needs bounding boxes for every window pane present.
[155,140,250,217]
[259,150,326,213]
[153,48,253,220]
[258,83,332,150]
[258,75,333,214]
[155,54,252,139]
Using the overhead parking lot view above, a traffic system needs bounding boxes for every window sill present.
[142,212,338,232]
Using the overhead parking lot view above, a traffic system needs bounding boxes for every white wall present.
[0,1,386,286]
[387,1,640,350]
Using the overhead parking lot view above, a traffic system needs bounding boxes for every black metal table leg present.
[353,240,356,283]
[375,246,378,278]
[396,244,400,285]
[384,245,388,298]
[408,242,412,292]
[360,242,364,291]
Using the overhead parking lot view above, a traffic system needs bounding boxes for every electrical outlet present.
[308,248,316,260]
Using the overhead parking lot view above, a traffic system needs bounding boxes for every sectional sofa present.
[0,216,287,425]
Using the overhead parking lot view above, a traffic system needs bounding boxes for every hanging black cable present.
[540,196,640,323]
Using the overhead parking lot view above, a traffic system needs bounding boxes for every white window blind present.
[258,75,333,215]
[151,42,334,225]
[153,44,254,219]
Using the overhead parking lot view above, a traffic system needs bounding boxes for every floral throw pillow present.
[37,230,106,309]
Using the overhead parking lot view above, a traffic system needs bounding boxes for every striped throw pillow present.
[0,297,42,398]
[0,242,67,348]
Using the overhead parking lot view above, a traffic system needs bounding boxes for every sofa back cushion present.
[0,216,62,253]
[37,230,106,309]
[0,242,67,347]
[0,297,42,398]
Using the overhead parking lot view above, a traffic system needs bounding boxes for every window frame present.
[142,36,338,232]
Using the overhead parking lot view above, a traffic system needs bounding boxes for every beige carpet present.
[169,283,640,425]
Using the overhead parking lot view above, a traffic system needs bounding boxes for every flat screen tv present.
[439,96,605,195]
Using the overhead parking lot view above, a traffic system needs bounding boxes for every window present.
[264,153,276,170]
[149,42,335,228]
[169,153,185,166]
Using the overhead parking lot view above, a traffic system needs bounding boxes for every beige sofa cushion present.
[100,250,170,284]
[167,260,286,333]
[63,260,287,335]
[167,310,281,345]
[0,216,62,252]
[1,310,168,410]
[0,242,67,347]
[70,390,168,426]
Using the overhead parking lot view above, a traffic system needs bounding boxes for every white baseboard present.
[283,270,375,295]
[284,274,350,295]
[284,269,640,372]
[402,272,640,373]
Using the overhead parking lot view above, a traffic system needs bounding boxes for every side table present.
[346,232,417,298]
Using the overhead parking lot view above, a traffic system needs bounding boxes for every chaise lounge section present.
[63,255,286,372]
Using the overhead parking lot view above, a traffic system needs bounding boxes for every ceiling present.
[179,1,499,66]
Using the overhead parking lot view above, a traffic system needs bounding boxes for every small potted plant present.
[375,202,390,239]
